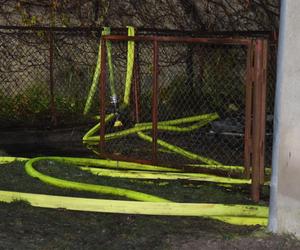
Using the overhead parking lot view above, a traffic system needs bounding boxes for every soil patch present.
[0,202,299,250]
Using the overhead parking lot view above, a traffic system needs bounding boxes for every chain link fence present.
[98,36,271,171]
[157,42,247,166]
[0,28,101,128]
[0,27,277,168]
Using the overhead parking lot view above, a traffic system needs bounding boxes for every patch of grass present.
[0,158,277,249]
[0,159,267,205]
[0,81,94,128]
[0,84,49,120]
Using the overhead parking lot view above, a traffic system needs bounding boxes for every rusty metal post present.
[251,39,262,202]
[244,40,254,179]
[259,39,268,184]
[49,30,57,126]
[99,39,107,153]
[133,43,141,123]
[152,38,159,163]
[251,38,268,202]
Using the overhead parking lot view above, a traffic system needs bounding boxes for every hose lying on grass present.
[0,156,268,226]
[0,27,269,226]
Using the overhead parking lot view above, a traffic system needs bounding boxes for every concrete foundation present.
[269,0,300,238]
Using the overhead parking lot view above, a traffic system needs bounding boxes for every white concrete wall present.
[269,0,300,237]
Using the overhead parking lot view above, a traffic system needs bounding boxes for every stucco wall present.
[269,0,300,237]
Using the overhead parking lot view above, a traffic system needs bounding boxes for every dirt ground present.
[0,202,300,250]
[0,150,298,249]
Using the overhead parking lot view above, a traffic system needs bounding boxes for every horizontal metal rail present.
[0,25,276,38]
[102,35,251,46]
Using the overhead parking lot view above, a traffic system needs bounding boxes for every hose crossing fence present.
[0,27,277,201]
[91,34,270,201]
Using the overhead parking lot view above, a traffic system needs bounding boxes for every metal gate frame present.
[98,34,268,202]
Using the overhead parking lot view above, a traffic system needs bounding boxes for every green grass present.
[0,159,268,205]
[0,80,96,128]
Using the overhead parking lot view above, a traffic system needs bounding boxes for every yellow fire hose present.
[0,27,269,226]
[0,156,268,226]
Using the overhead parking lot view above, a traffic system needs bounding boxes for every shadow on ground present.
[0,202,299,250]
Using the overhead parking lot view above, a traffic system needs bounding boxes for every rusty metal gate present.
[96,34,268,201]
[0,26,272,202]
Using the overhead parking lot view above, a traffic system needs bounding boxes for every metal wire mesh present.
[157,43,247,166]
[103,40,154,161]
[97,38,249,166]
[0,29,100,128]
[99,36,275,171]
[0,30,49,127]
[52,31,100,125]
[0,27,277,169]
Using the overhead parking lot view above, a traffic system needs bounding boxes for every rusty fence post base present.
[250,39,268,202]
